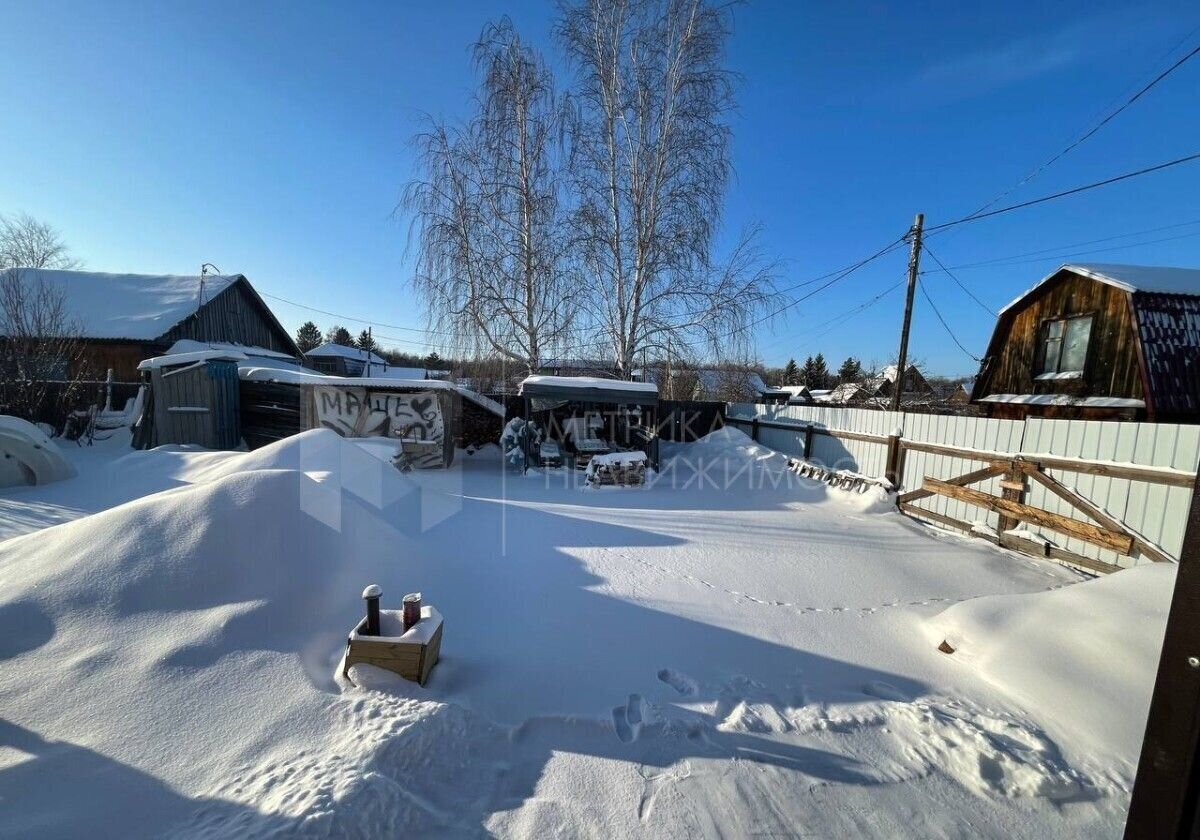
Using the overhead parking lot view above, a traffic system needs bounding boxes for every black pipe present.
[362,584,382,636]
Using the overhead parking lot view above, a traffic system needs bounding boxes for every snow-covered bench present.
[586,451,648,487]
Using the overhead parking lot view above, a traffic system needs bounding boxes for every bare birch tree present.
[557,0,776,378]
[405,18,575,373]
[0,215,86,423]
[0,268,88,422]
[0,213,81,270]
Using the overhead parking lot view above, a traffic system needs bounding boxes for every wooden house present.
[863,364,932,400]
[3,268,299,381]
[971,263,1200,422]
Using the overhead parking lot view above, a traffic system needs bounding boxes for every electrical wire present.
[920,218,1200,272]
[919,243,996,315]
[952,42,1200,222]
[724,234,909,339]
[917,278,980,362]
[925,151,1200,233]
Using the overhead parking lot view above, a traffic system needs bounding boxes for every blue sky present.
[1,0,1198,376]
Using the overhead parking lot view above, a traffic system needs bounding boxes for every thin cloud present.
[905,10,1173,101]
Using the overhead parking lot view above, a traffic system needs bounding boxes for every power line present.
[725,234,909,338]
[925,151,1200,233]
[917,278,980,362]
[919,243,996,316]
[925,228,1200,273]
[946,36,1200,224]
[921,218,1200,271]
[809,278,908,340]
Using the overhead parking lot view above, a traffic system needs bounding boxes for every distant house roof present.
[7,268,243,341]
[1000,263,1200,314]
[305,342,387,364]
[813,383,872,404]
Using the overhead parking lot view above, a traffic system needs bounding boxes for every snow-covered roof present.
[1000,263,1200,314]
[239,365,505,416]
[138,349,246,371]
[242,366,446,389]
[7,268,239,340]
[369,366,429,380]
[520,375,657,394]
[304,342,386,364]
[140,340,305,373]
[519,374,658,404]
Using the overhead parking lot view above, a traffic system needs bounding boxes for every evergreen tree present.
[356,329,378,353]
[326,325,354,346]
[800,355,815,387]
[424,351,442,369]
[811,353,830,389]
[783,358,800,385]
[295,321,322,353]
[837,356,862,384]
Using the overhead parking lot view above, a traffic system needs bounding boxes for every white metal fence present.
[727,403,1200,569]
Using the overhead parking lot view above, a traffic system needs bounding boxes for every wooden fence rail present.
[726,405,1199,573]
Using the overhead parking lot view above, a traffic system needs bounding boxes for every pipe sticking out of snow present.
[362,584,382,636]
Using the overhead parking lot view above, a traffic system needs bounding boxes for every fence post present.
[885,430,903,489]
[996,460,1025,541]
[750,416,760,442]
[803,424,814,460]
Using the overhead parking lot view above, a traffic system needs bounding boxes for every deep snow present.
[0,427,1172,837]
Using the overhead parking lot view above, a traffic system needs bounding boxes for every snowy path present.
[0,429,1165,837]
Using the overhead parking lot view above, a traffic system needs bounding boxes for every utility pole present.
[891,213,924,412]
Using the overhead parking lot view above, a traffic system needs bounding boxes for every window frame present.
[1036,312,1094,378]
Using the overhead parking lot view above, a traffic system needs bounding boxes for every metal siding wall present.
[728,403,1199,565]
[901,414,1024,531]
[1021,418,1200,566]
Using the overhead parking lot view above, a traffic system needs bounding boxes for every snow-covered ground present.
[0,427,1172,837]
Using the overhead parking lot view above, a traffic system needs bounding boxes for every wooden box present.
[343,606,443,686]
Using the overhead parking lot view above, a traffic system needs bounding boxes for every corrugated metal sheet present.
[732,402,1199,567]
[1132,291,1200,419]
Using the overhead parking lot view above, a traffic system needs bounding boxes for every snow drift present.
[929,564,1175,762]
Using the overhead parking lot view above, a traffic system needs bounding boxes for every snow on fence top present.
[8,268,239,340]
[1000,263,1200,314]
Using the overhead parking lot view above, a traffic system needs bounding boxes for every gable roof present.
[1000,263,1200,315]
[9,268,239,340]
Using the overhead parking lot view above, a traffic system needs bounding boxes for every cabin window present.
[1038,315,1092,376]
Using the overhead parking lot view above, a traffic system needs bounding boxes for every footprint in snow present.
[657,668,698,697]
[613,693,647,743]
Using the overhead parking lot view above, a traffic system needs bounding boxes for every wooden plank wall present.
[731,402,1200,566]
[161,281,293,354]
[151,361,240,449]
[977,271,1143,401]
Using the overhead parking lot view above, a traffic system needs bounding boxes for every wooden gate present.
[898,456,1174,574]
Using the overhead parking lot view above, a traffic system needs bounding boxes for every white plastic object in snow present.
[0,416,77,488]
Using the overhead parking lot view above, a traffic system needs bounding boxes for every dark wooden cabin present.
[971,263,1200,422]
[4,268,300,381]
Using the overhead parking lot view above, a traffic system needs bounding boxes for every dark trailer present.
[517,375,660,473]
